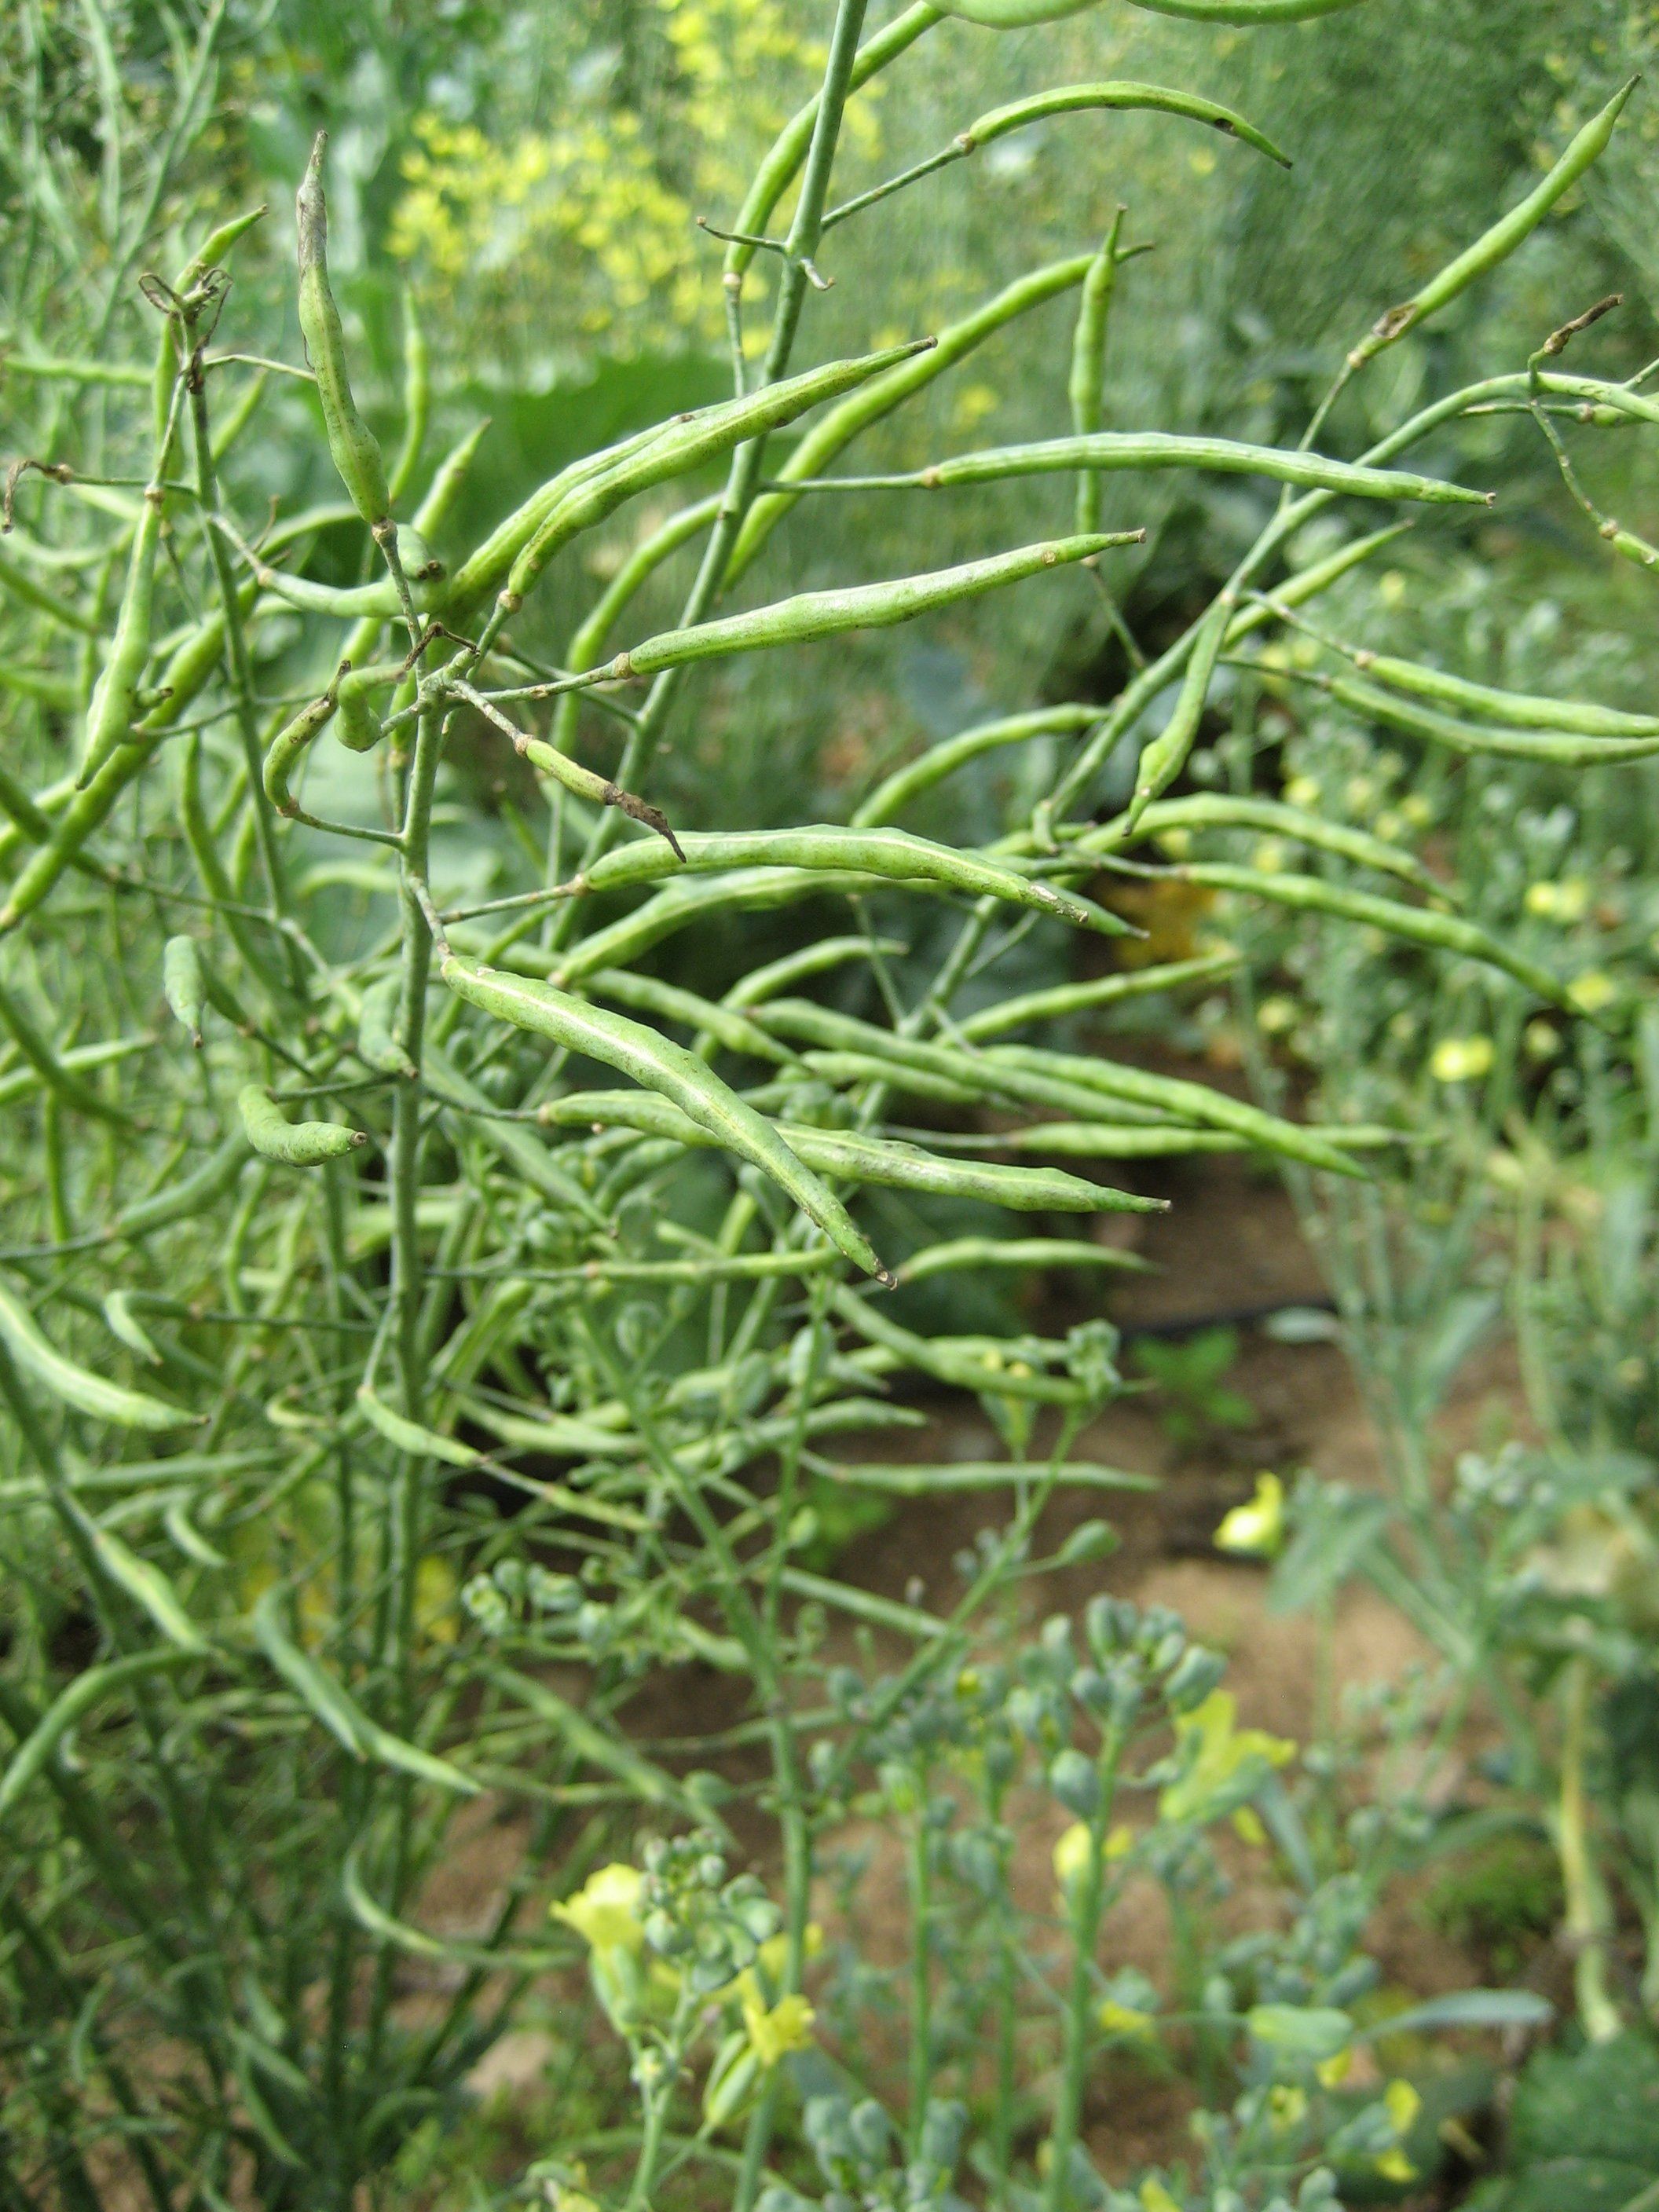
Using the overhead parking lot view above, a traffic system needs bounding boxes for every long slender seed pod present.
[901,1238,1150,1282]
[727,255,1097,581]
[497,339,939,615]
[955,950,1240,1041]
[1122,0,1370,16]
[163,936,206,1046]
[1126,595,1231,826]
[854,707,1101,829]
[0,1280,188,1430]
[587,969,794,1064]
[239,1085,366,1165]
[540,1090,1163,1212]
[0,980,130,1124]
[965,82,1291,167]
[813,434,1490,505]
[984,1042,1368,1175]
[356,1385,478,1467]
[358,974,417,1078]
[108,1130,251,1241]
[554,823,1127,936]
[440,951,892,1283]
[606,532,1141,680]
[1322,665,1659,747]
[1080,793,1445,898]
[1177,864,1580,1007]
[387,291,430,507]
[75,491,163,788]
[295,134,390,527]
[262,664,346,812]
[726,936,907,1008]
[174,203,267,291]
[0,1653,196,1822]
[77,1515,209,1649]
[252,1591,478,1794]
[1070,209,1126,535]
[1350,80,1636,364]
[102,1291,163,1366]
[1290,670,1659,765]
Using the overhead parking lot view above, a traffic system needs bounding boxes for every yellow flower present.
[1252,837,1287,874]
[1232,1805,1267,1845]
[1430,1035,1494,1083]
[1400,792,1434,829]
[1140,2182,1183,2212]
[1098,1998,1156,2040]
[1255,994,1298,1036]
[551,1864,645,1953]
[1385,2078,1422,2135]
[1053,1820,1133,1898]
[1268,2083,1308,2130]
[1214,1472,1286,1559]
[1159,1692,1295,1826]
[741,1990,815,2067]
[1375,2148,1417,2183]
[1569,969,1617,1013]
[1284,775,1321,810]
[1525,877,1588,921]
[1316,2046,1353,2089]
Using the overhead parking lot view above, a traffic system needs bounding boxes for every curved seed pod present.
[0,1651,195,1821]
[1083,793,1444,898]
[296,134,390,527]
[262,663,346,813]
[831,434,1489,507]
[1320,670,1659,763]
[936,0,1100,19]
[79,1516,209,1650]
[586,969,794,1064]
[995,1123,1243,1157]
[252,1590,478,1794]
[965,82,1290,168]
[1126,594,1232,827]
[1352,80,1635,364]
[517,734,680,855]
[609,533,1141,683]
[357,974,416,1079]
[0,1279,189,1429]
[498,340,939,613]
[956,951,1240,1042]
[103,1291,164,1366]
[1335,651,1659,738]
[831,1289,1091,1408]
[543,1090,1161,1214]
[858,708,1106,831]
[387,289,430,507]
[356,1385,479,1467]
[76,492,163,788]
[987,1042,1368,1176]
[901,1238,1149,1283]
[1123,0,1368,16]
[563,821,1127,936]
[162,936,205,1046]
[334,665,390,755]
[440,952,892,1284]
[109,1130,251,1241]
[726,935,906,1009]
[0,979,130,1125]
[1070,211,1126,536]
[413,418,489,541]
[727,255,1097,584]
[1176,863,1582,1009]
[239,1084,367,1165]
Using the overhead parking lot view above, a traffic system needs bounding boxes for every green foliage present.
[1132,1325,1258,1446]
[1471,2034,1659,2211]
[4,2,1659,2207]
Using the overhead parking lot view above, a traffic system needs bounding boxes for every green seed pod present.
[162,935,206,1047]
[76,492,163,789]
[1127,595,1232,826]
[936,0,1101,20]
[607,533,1141,683]
[387,288,430,508]
[109,1130,251,1242]
[334,665,388,755]
[239,1083,366,1165]
[357,974,416,1079]
[0,1279,187,1429]
[1070,210,1127,537]
[1353,79,1636,364]
[1123,0,1368,16]
[263,663,346,813]
[295,133,390,529]
[854,705,1098,830]
[440,952,893,1284]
